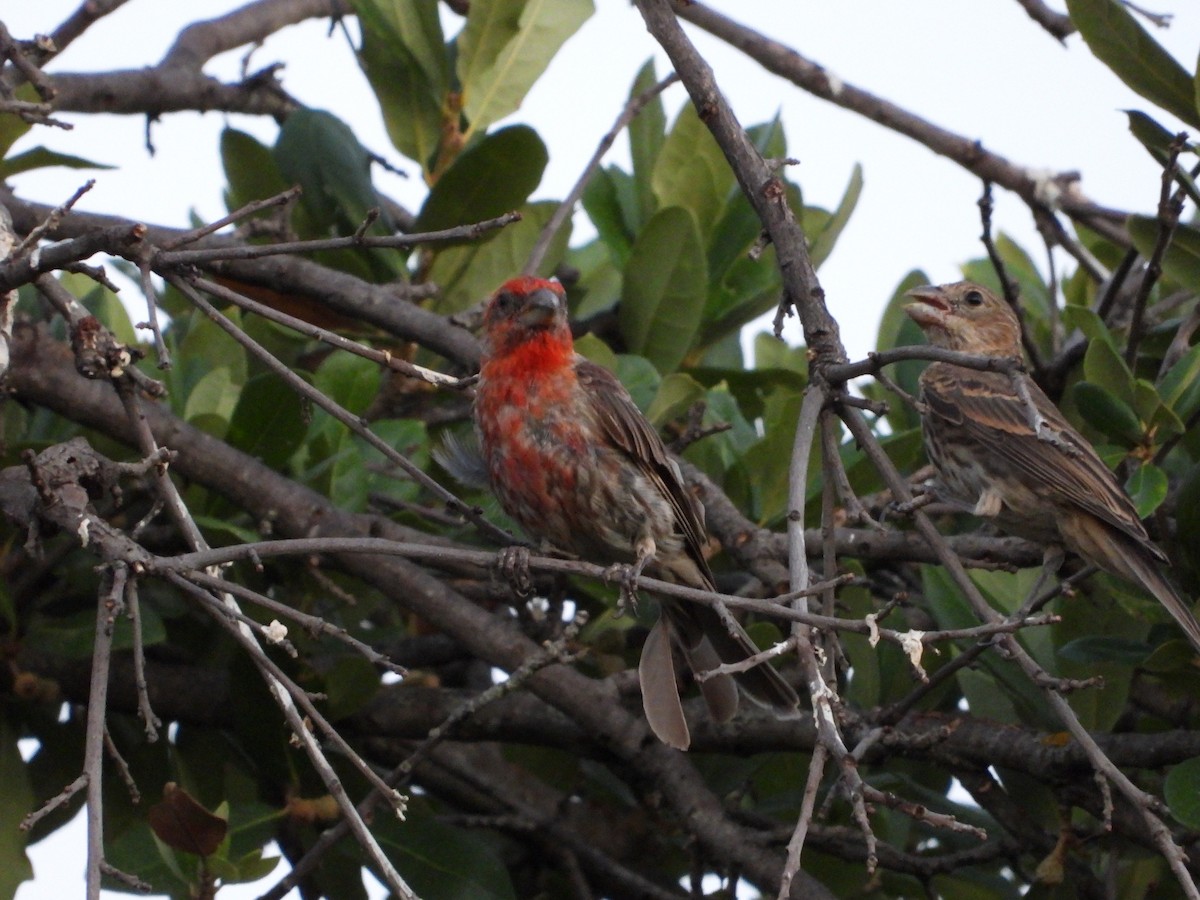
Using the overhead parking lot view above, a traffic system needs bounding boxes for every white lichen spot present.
[76,517,90,546]
[392,790,409,820]
[262,620,288,643]
[526,595,550,622]
[825,69,844,97]
[900,631,928,681]
[864,613,880,648]
[1027,168,1062,208]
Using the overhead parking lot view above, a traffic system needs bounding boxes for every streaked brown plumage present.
[905,281,1200,652]
[474,277,798,749]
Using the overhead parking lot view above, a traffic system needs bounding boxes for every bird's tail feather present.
[679,603,800,713]
[1125,548,1200,655]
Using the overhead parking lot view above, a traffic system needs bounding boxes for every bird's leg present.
[890,483,938,518]
[496,545,533,597]
[612,536,656,618]
[1015,544,1067,618]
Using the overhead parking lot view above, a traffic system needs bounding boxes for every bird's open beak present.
[904,285,950,329]
[520,287,561,326]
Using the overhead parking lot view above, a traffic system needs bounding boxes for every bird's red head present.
[904,281,1022,356]
[480,277,570,359]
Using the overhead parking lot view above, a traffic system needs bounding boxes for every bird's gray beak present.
[520,287,561,326]
[904,285,949,328]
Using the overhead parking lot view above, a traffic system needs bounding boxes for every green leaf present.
[646,373,706,427]
[375,801,518,900]
[683,384,758,488]
[356,0,448,92]
[221,128,290,212]
[573,332,618,372]
[1060,304,1118,349]
[1160,345,1200,410]
[457,0,593,137]
[613,354,661,413]
[427,200,567,313]
[1128,216,1200,291]
[581,166,635,267]
[1082,337,1136,406]
[743,386,803,523]
[170,308,249,417]
[807,163,862,269]
[362,419,430,504]
[619,206,707,373]
[322,656,382,720]
[652,103,732,238]
[0,717,34,900]
[355,0,448,173]
[0,84,37,159]
[698,248,781,349]
[1125,462,1168,517]
[1124,111,1200,206]
[1165,756,1200,828]
[1125,109,1180,155]
[227,848,281,885]
[314,352,381,418]
[416,125,547,233]
[182,367,238,436]
[26,606,167,660]
[1057,635,1150,664]
[628,59,666,226]
[226,372,308,469]
[0,146,113,179]
[1072,382,1143,445]
[1066,0,1200,128]
[274,109,385,233]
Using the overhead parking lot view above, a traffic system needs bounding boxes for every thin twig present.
[124,574,161,741]
[158,185,302,250]
[190,275,470,390]
[257,616,586,900]
[181,568,407,675]
[83,571,119,899]
[20,774,87,832]
[12,181,95,259]
[170,274,511,543]
[823,344,1025,383]
[779,742,828,899]
[154,211,521,265]
[154,535,1055,644]
[1126,134,1187,367]
[523,72,679,275]
[979,181,1044,375]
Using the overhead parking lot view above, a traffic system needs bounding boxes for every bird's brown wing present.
[577,358,799,714]
[921,365,1163,558]
[575,359,715,583]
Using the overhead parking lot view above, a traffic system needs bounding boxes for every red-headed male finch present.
[473,276,799,749]
[905,281,1200,652]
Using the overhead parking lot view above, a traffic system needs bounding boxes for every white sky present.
[5,1,1199,898]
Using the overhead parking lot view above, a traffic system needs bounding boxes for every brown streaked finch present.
[905,281,1200,652]
[473,276,799,749]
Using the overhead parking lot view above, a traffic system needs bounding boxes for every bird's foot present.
[607,554,650,619]
[890,485,938,518]
[497,545,533,597]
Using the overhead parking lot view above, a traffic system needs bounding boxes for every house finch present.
[474,276,798,749]
[905,281,1200,652]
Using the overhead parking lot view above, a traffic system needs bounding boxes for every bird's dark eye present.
[964,289,984,307]
[493,292,517,313]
